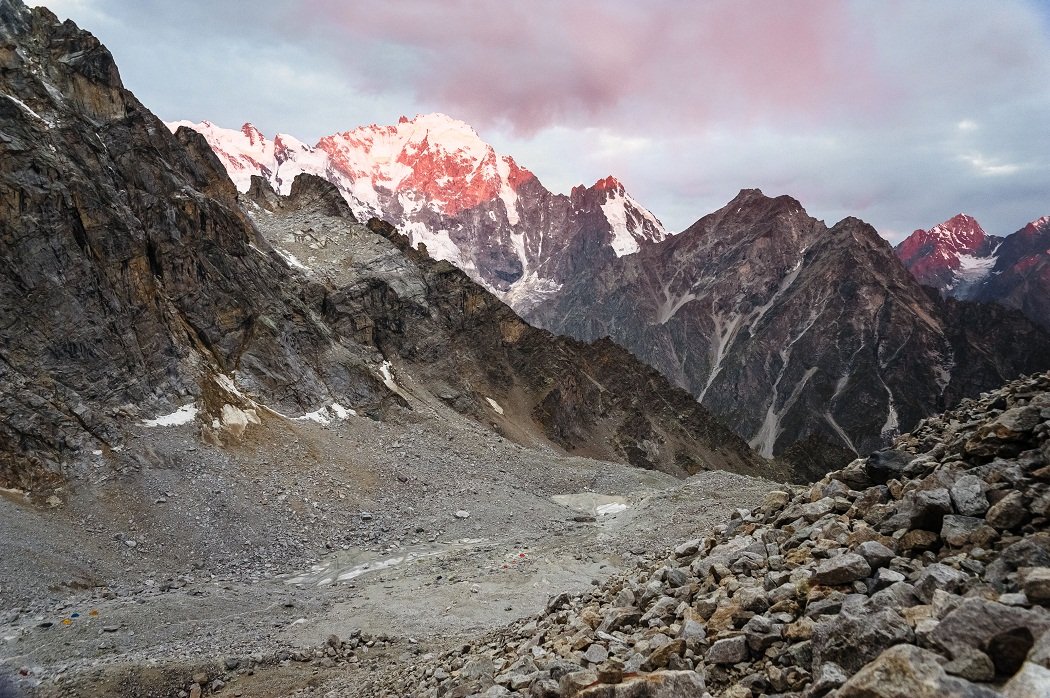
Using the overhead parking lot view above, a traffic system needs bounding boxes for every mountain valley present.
[2,2,1050,697]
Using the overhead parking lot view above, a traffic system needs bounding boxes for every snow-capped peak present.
[178,113,670,309]
[1027,215,1050,231]
[923,213,987,254]
[165,119,279,191]
[314,112,534,219]
[590,176,667,256]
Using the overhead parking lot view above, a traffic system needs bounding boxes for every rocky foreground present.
[351,371,1050,697]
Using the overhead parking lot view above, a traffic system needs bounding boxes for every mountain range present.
[170,116,667,313]
[182,119,1050,475]
[0,3,765,490]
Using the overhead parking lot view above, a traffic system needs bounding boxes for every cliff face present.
[528,190,1050,473]
[0,2,392,488]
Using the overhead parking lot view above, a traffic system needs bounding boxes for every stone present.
[573,670,706,698]
[530,679,561,698]
[460,656,495,680]
[836,644,1002,698]
[985,533,1050,587]
[678,619,705,642]
[809,662,848,696]
[642,596,679,623]
[583,643,609,665]
[812,604,913,673]
[188,685,202,698]
[706,636,749,665]
[984,405,1042,440]
[812,553,872,586]
[911,488,953,530]
[742,615,782,653]
[871,567,906,590]
[673,539,702,558]
[1001,661,1050,698]
[733,585,768,613]
[915,563,968,604]
[454,510,471,519]
[898,529,939,553]
[943,646,996,682]
[479,687,512,698]
[855,540,894,569]
[800,498,836,522]
[985,491,1027,530]
[865,449,912,485]
[560,670,599,696]
[950,475,989,517]
[941,515,984,547]
[644,639,685,670]
[597,607,643,634]
[1032,490,1050,518]
[931,598,1050,677]
[1024,567,1050,603]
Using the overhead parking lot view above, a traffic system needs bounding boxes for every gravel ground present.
[0,366,779,697]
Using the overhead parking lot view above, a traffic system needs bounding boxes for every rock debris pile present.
[361,371,1050,697]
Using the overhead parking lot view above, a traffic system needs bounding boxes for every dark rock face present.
[0,2,399,489]
[897,214,1050,329]
[245,178,775,478]
[527,189,1050,476]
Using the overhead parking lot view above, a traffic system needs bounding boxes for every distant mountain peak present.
[1025,215,1050,232]
[592,175,624,192]
[240,122,266,145]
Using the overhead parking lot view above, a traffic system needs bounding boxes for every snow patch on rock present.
[141,404,198,427]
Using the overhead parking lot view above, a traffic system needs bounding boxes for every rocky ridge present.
[527,189,1050,475]
[361,369,1050,697]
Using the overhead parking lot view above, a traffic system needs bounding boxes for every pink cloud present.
[294,0,890,134]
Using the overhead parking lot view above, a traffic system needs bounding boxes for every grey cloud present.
[38,0,1050,237]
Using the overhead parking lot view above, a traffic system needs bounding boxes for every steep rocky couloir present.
[364,369,1050,697]
[527,189,1050,476]
[244,174,775,479]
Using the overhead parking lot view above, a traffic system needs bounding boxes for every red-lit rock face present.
[897,214,988,285]
[896,214,1050,329]
[314,115,536,216]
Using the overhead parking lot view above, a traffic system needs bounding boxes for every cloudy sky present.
[41,0,1050,240]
